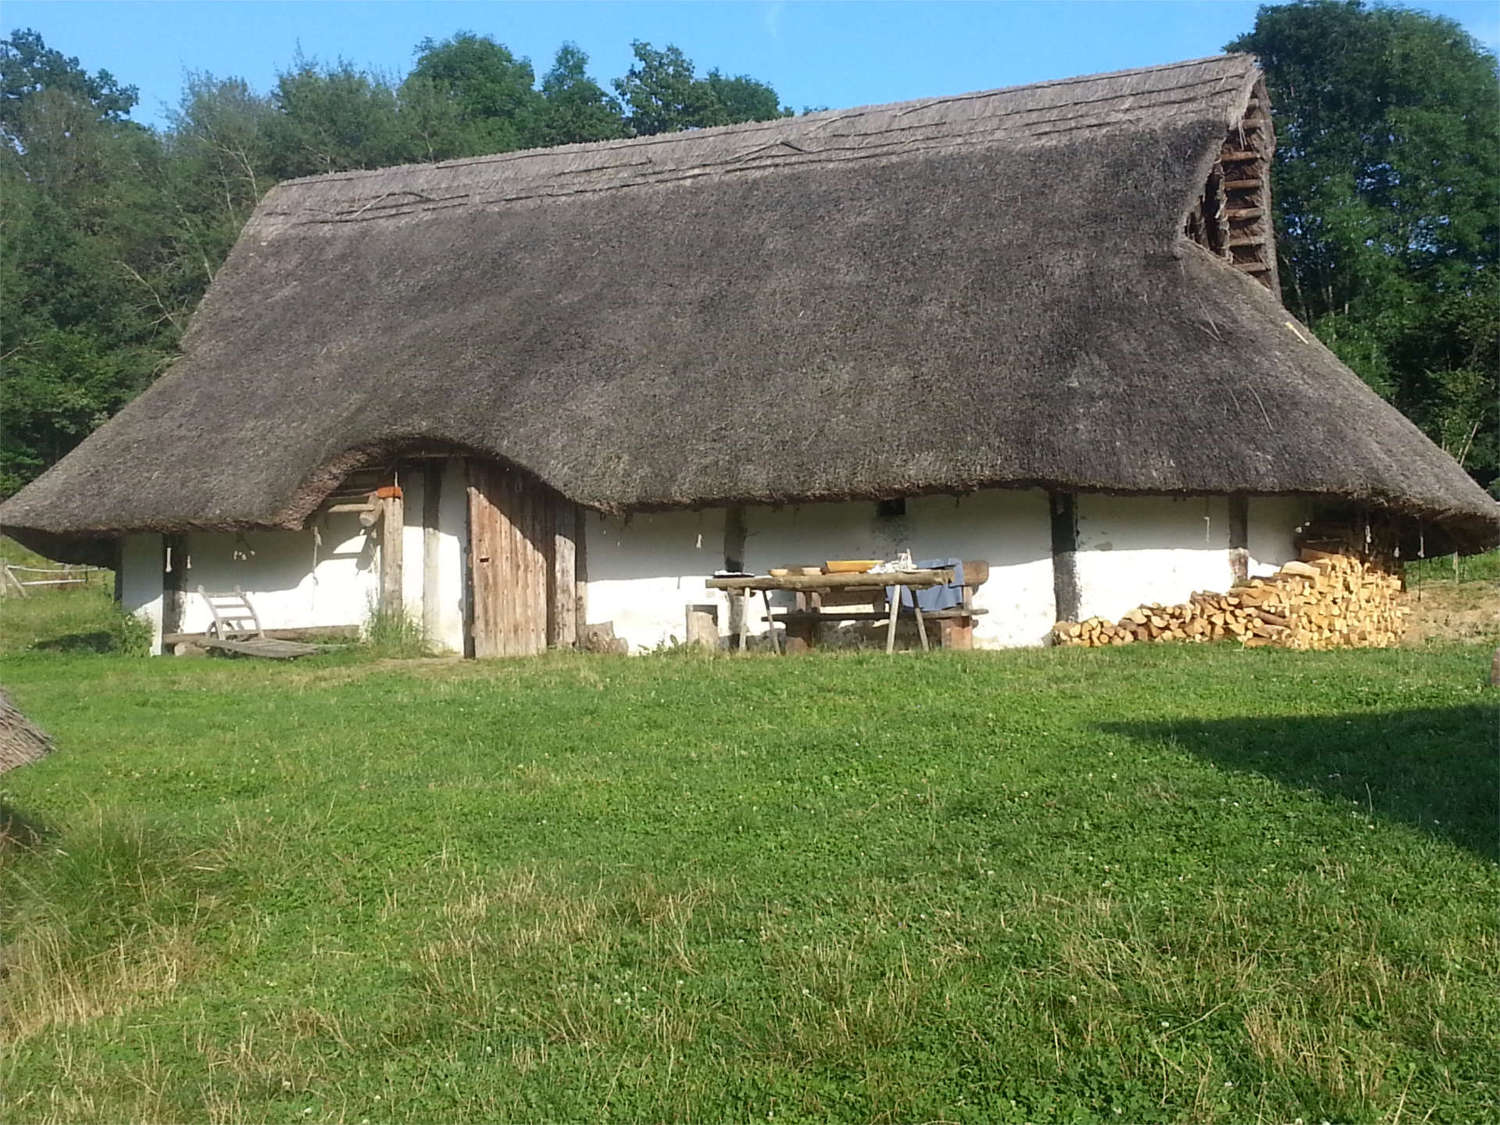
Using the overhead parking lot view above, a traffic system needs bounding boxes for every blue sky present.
[5,1,1497,128]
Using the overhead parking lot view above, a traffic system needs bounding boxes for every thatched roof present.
[0,689,53,774]
[4,54,1496,559]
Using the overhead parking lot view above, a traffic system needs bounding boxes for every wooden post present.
[1050,492,1080,625]
[161,534,188,638]
[421,462,443,642]
[762,590,780,653]
[380,489,404,617]
[550,501,578,649]
[1229,493,1249,582]
[574,506,588,636]
[724,505,747,649]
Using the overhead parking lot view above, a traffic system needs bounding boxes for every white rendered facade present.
[118,483,1312,655]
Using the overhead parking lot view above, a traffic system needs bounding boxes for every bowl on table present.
[823,560,882,574]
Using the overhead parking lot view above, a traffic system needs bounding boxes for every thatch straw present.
[0,690,53,774]
[2,54,1495,560]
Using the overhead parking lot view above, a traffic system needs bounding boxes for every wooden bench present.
[180,586,323,659]
[770,560,990,650]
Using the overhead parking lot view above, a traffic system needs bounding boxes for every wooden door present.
[466,461,577,657]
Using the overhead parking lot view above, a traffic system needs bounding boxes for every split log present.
[1052,550,1405,653]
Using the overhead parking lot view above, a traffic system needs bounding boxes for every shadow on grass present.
[31,631,120,654]
[0,801,51,850]
[1105,704,1499,862]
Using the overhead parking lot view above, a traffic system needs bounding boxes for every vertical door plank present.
[467,461,556,657]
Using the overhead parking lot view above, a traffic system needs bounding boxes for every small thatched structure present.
[0,55,1494,655]
[0,690,53,774]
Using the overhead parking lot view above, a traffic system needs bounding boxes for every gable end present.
[1183,77,1279,294]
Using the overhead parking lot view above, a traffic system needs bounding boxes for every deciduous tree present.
[1231,0,1500,489]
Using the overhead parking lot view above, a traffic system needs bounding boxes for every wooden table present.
[706,569,955,653]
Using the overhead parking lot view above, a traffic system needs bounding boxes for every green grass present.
[1,590,1497,1123]
[1405,548,1500,587]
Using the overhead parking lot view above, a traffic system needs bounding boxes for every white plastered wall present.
[1247,495,1313,577]
[168,462,468,650]
[582,489,1056,651]
[119,533,164,653]
[397,460,468,653]
[1073,495,1236,623]
[740,490,1055,648]
[175,517,379,635]
[584,509,726,652]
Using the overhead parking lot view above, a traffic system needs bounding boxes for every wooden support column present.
[1228,493,1249,583]
[1050,492,1080,625]
[574,506,588,634]
[549,501,578,649]
[380,488,404,616]
[724,505,747,648]
[421,463,443,640]
[161,534,188,640]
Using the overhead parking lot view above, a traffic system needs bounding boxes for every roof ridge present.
[275,53,1258,190]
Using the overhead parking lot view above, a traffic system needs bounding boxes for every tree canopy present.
[1230,0,1500,490]
[0,28,790,495]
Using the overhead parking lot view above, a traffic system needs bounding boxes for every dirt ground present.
[1401,580,1500,646]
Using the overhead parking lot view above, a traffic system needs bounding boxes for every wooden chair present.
[198,586,263,641]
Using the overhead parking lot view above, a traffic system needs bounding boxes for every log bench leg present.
[785,618,816,652]
[939,616,975,650]
[885,594,902,654]
[785,591,817,652]
[762,590,780,654]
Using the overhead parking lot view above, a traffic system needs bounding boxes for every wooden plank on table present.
[772,610,890,622]
[707,569,952,592]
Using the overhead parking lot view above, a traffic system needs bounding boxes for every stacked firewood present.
[1053,550,1406,650]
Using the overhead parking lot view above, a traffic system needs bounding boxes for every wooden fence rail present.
[2,563,103,597]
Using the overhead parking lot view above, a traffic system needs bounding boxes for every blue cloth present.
[891,558,964,612]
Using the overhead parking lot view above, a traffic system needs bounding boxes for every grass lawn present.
[1,585,1497,1123]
